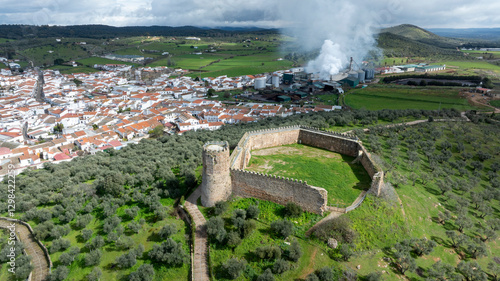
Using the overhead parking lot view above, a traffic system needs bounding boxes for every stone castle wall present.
[231,169,328,214]
[298,128,360,157]
[358,145,384,196]
[203,126,384,214]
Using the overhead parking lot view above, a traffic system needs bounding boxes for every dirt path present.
[0,218,50,281]
[184,188,210,281]
[299,248,318,279]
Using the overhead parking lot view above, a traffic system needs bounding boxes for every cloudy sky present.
[1,0,499,29]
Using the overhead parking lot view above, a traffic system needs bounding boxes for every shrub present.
[50,238,71,253]
[49,266,69,281]
[148,238,187,266]
[284,202,303,217]
[206,216,227,244]
[242,220,256,238]
[317,266,334,281]
[115,236,134,250]
[339,243,356,261]
[366,272,382,281]
[86,267,102,281]
[255,245,282,260]
[313,216,356,244]
[227,231,242,248]
[116,251,137,268]
[81,229,93,242]
[129,264,155,281]
[214,201,228,215]
[257,268,275,281]
[158,224,177,239]
[270,219,293,238]
[246,205,260,219]
[285,239,302,262]
[272,258,290,274]
[84,250,102,267]
[306,273,320,281]
[223,258,246,279]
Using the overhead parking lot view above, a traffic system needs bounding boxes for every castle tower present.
[201,141,232,207]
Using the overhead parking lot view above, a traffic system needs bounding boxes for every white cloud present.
[0,0,499,28]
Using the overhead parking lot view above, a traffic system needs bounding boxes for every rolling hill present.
[377,32,462,59]
[381,24,463,48]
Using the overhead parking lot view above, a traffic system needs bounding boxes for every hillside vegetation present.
[381,24,463,48]
[1,109,482,280]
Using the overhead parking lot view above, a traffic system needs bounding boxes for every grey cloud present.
[0,0,499,28]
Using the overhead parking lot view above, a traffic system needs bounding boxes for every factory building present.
[340,77,359,87]
[254,76,267,89]
[415,65,446,72]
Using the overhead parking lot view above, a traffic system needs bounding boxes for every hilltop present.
[381,24,463,48]
[377,32,462,59]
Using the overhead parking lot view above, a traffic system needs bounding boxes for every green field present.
[245,144,371,206]
[345,85,476,111]
[48,65,100,74]
[77,57,139,67]
[20,44,88,66]
[435,60,500,71]
[490,100,500,108]
[461,50,500,59]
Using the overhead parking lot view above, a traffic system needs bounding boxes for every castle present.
[200,126,384,215]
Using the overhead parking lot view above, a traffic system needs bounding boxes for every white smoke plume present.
[279,0,383,79]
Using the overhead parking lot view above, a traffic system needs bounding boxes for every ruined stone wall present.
[358,145,384,196]
[359,146,378,178]
[223,126,385,215]
[298,129,360,157]
[231,169,328,214]
[247,128,300,151]
[229,127,300,170]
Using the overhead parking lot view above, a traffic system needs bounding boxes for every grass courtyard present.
[245,144,371,206]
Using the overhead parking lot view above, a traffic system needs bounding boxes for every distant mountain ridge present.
[0,24,279,39]
[428,27,500,41]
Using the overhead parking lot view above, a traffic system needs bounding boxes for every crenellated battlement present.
[230,168,308,185]
[203,141,229,155]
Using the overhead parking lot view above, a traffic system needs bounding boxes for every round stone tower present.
[201,141,232,207]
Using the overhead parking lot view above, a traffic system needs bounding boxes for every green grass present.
[314,93,339,106]
[437,60,500,71]
[353,121,500,280]
[77,57,138,67]
[346,196,409,250]
[47,65,99,74]
[245,144,371,206]
[461,50,500,59]
[20,44,88,66]
[490,100,500,108]
[0,38,14,43]
[345,85,477,111]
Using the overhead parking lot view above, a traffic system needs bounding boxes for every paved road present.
[185,188,210,281]
[0,219,50,281]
